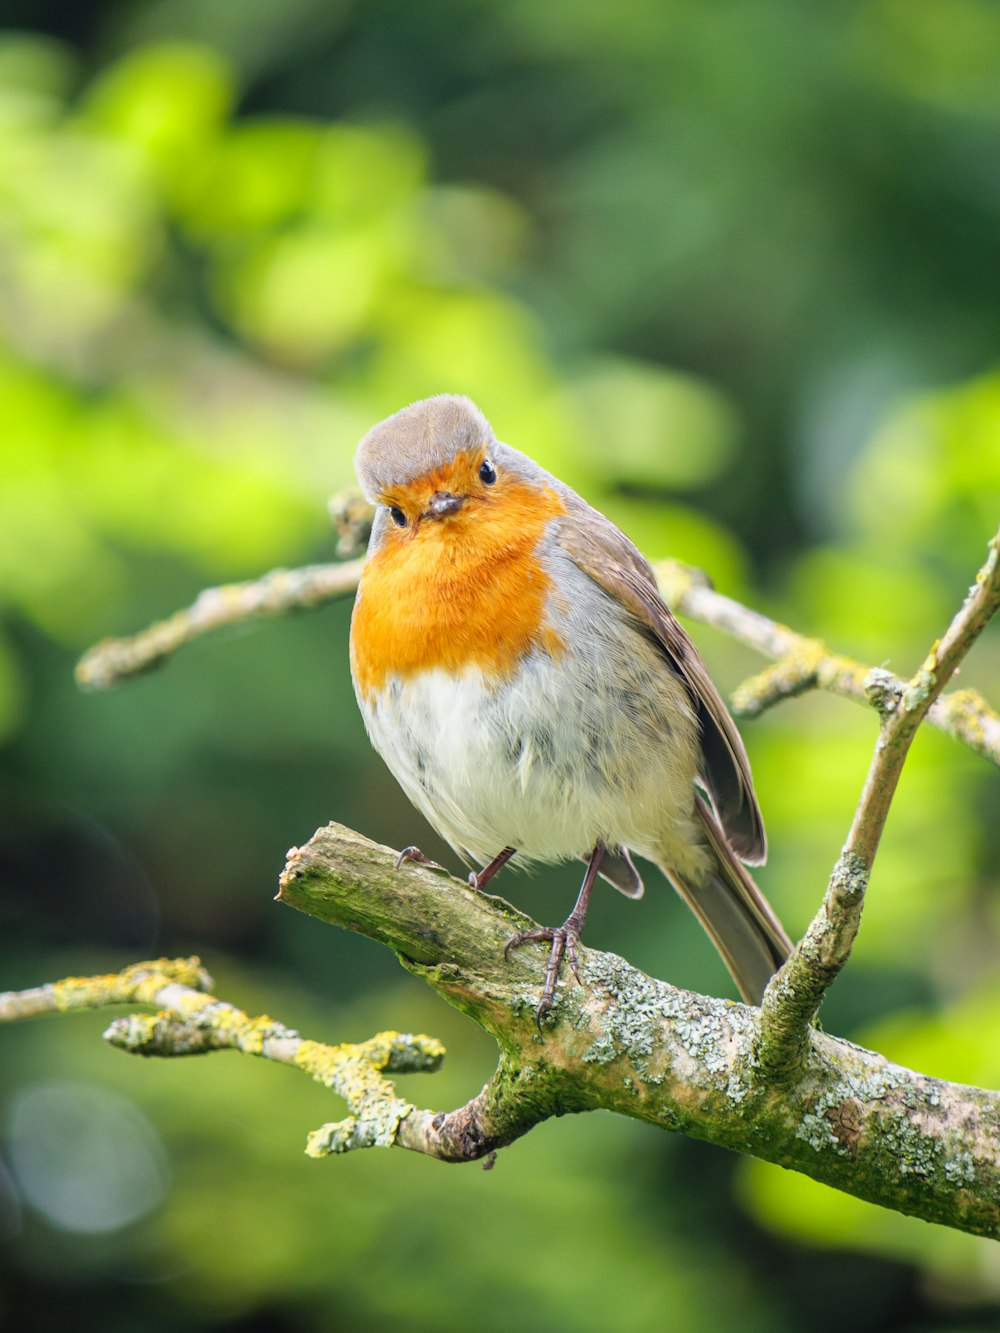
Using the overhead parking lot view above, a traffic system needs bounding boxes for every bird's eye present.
[479,459,497,485]
[389,506,407,528]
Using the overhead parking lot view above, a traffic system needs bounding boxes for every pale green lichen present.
[902,664,937,712]
[104,1013,162,1051]
[944,1151,977,1186]
[816,653,873,696]
[797,1095,852,1156]
[580,1032,617,1065]
[829,851,869,904]
[376,1032,446,1074]
[47,957,212,1014]
[308,1117,360,1156]
[792,1057,982,1198]
[731,643,824,718]
[306,1095,415,1156]
[863,668,901,716]
[293,1033,448,1156]
[940,690,988,738]
[580,953,669,1082]
[796,1062,908,1157]
[672,1008,730,1076]
[873,1109,943,1178]
[578,953,752,1102]
[937,687,998,761]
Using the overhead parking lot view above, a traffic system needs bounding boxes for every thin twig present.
[0,957,213,1019]
[75,562,363,692]
[0,955,463,1160]
[658,564,1000,768]
[108,998,448,1158]
[757,528,1000,1078]
[75,511,1000,767]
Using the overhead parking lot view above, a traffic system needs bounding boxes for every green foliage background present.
[1,4,999,1330]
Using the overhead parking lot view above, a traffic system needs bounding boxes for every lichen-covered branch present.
[0,954,469,1160]
[75,562,363,692]
[757,528,1000,1077]
[273,823,999,1236]
[110,997,448,1158]
[49,477,1000,1237]
[0,956,213,1019]
[4,826,999,1233]
[658,562,1000,769]
[74,496,1000,768]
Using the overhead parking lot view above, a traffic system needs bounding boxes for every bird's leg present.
[395,845,440,871]
[469,846,516,890]
[504,840,605,1027]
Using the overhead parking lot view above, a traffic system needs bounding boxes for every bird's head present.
[354,394,524,541]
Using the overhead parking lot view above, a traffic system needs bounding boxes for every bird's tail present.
[661,794,792,1005]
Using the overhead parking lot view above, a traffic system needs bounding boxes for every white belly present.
[355,629,704,874]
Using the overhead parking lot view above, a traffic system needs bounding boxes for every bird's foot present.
[503,840,604,1029]
[504,918,584,1028]
[395,845,440,871]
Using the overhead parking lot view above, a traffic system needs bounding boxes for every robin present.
[349,394,791,1021]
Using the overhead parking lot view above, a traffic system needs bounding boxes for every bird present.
[349,393,791,1022]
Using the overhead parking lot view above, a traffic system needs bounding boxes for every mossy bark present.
[279,822,1000,1238]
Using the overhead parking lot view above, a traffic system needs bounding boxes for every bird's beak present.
[424,491,465,519]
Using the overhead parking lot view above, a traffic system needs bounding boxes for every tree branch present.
[109,1001,449,1159]
[756,527,1000,1078]
[0,955,464,1160]
[75,562,364,693]
[43,505,1000,1235]
[4,822,998,1230]
[656,562,1000,768]
[283,822,997,1230]
[0,956,213,1018]
[75,505,1000,768]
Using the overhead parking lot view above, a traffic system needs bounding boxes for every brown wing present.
[556,511,767,865]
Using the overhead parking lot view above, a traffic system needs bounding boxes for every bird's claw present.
[395,845,439,871]
[504,922,584,1028]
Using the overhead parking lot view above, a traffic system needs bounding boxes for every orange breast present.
[350,478,567,701]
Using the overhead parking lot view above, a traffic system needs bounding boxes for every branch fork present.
[757,528,1000,1078]
[4,506,998,1235]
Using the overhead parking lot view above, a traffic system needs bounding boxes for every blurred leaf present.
[218,224,388,362]
[850,372,1000,574]
[418,185,532,282]
[175,119,325,236]
[567,357,739,490]
[0,635,25,743]
[786,545,953,664]
[854,0,1000,113]
[0,32,77,116]
[605,495,748,589]
[312,123,426,225]
[80,43,234,191]
[365,286,556,413]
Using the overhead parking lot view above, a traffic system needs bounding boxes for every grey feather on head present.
[354,394,495,498]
